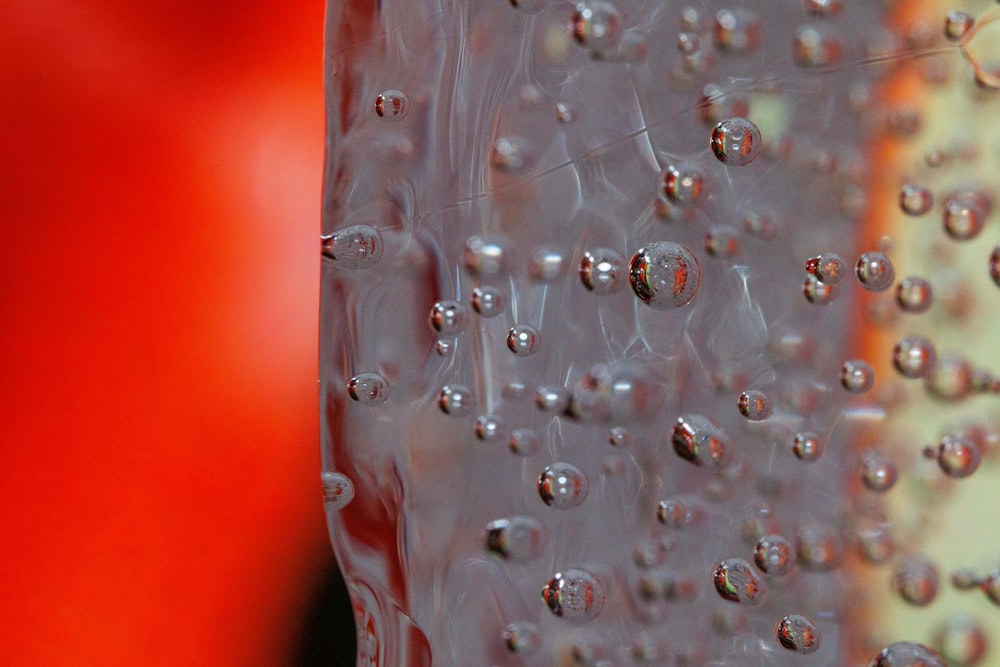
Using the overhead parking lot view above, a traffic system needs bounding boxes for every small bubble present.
[712,558,768,605]
[951,567,981,590]
[859,451,898,492]
[896,276,934,313]
[743,211,777,239]
[899,184,934,216]
[857,525,895,564]
[659,162,709,207]
[471,286,505,317]
[796,524,842,572]
[580,248,627,295]
[774,614,822,654]
[507,324,541,355]
[926,147,949,168]
[705,226,741,258]
[321,225,384,269]
[657,497,700,528]
[855,252,895,292]
[538,462,590,509]
[503,622,540,653]
[793,24,843,67]
[429,300,468,335]
[803,275,837,305]
[892,335,938,379]
[541,568,605,621]
[870,642,946,667]
[463,236,508,276]
[608,426,631,447]
[983,571,1000,606]
[710,118,762,166]
[925,355,974,401]
[932,616,988,666]
[534,386,568,412]
[944,11,975,41]
[321,471,355,511]
[474,414,506,442]
[738,389,773,421]
[570,1,623,54]
[528,248,566,282]
[348,373,390,406]
[840,360,875,393]
[435,339,452,356]
[754,535,795,576]
[805,253,847,285]
[628,241,701,309]
[555,102,577,123]
[373,89,409,121]
[677,31,700,54]
[697,84,750,126]
[671,414,728,467]
[438,384,475,416]
[893,556,940,606]
[713,8,762,52]
[990,244,1000,287]
[509,428,542,456]
[803,0,841,17]
[792,432,824,462]
[492,137,529,172]
[680,6,702,31]
[935,434,982,478]
[942,190,990,241]
[485,516,546,562]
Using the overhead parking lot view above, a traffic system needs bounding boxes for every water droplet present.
[896,276,934,313]
[805,253,847,285]
[738,389,773,421]
[471,286,505,317]
[671,414,728,467]
[659,162,709,207]
[348,373,390,406]
[774,614,822,654]
[429,301,468,335]
[570,1,623,54]
[803,0,841,17]
[713,8,762,52]
[796,524,842,572]
[542,568,605,621]
[860,451,898,492]
[474,414,506,443]
[579,248,627,295]
[893,335,937,379]
[793,24,843,67]
[628,241,701,309]
[925,355,974,401]
[509,428,542,456]
[942,190,990,241]
[803,275,837,305]
[710,118,762,166]
[944,11,975,41]
[538,462,590,509]
[754,535,795,576]
[855,252,895,292]
[792,432,824,462]
[893,556,940,606]
[899,184,934,216]
[932,616,988,666]
[321,471,355,511]
[840,360,875,393]
[373,89,409,121]
[485,516,546,561]
[869,642,946,667]
[463,236,508,276]
[438,384,475,416]
[321,225,384,269]
[935,434,982,478]
[991,244,1000,287]
[507,324,541,355]
[503,622,541,653]
[712,558,767,605]
[657,497,700,528]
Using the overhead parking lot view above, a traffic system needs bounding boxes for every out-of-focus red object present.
[0,2,330,664]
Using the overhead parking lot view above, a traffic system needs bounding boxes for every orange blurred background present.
[0,1,346,664]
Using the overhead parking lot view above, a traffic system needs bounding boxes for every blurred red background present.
[0,2,339,664]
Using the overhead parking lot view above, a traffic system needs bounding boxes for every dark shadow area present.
[293,558,356,667]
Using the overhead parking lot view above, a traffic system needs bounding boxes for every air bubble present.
[697,84,750,126]
[803,275,837,305]
[796,525,841,572]
[738,389,773,421]
[792,432,824,462]
[840,360,875,393]
[438,384,475,415]
[754,535,795,576]
[373,89,409,121]
[713,8,762,52]
[712,558,768,605]
[860,451,898,492]
[944,11,975,41]
[991,244,1000,287]
[942,190,989,241]
[503,622,540,653]
[899,184,934,216]
[857,525,895,564]
[580,248,627,294]
[542,568,605,622]
[659,162,709,207]
[538,462,590,510]
[896,277,934,313]
[892,335,937,379]
[934,434,982,478]
[869,642,946,667]
[509,428,542,456]
[429,301,468,335]
[507,324,541,355]
[435,339,452,356]
[983,571,1000,606]
[463,236,508,276]
[893,556,940,606]
[485,516,546,562]
[705,226,741,258]
[925,355,974,401]
[932,616,988,666]
[793,24,843,67]
[628,241,701,309]
[475,414,506,442]
[805,253,847,285]
[348,373,390,406]
[677,31,700,54]
[321,225,384,269]
[774,614,822,654]
[321,471,355,511]
[671,414,728,467]
[855,252,895,292]
[535,386,568,412]
[471,286,505,317]
[608,426,631,447]
[570,1,622,54]
[710,118,762,166]
[528,249,565,282]
[657,497,700,528]
[492,137,529,172]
